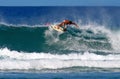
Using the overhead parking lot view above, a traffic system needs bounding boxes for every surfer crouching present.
[57,20,79,31]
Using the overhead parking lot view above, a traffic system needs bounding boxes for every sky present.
[0,0,119,6]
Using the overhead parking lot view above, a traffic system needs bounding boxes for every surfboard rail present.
[50,25,65,32]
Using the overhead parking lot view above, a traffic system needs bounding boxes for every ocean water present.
[0,6,120,79]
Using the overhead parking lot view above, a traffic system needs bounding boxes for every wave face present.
[0,7,120,72]
[0,24,113,53]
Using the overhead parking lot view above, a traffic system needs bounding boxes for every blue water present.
[0,6,120,79]
[0,72,120,79]
[0,7,119,28]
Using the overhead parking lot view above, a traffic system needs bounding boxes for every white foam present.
[0,22,49,27]
[45,23,120,52]
[81,24,120,52]
[1,59,120,70]
[76,24,120,52]
[0,48,120,70]
[107,31,120,51]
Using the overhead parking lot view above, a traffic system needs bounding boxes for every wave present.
[0,23,117,53]
[0,48,120,71]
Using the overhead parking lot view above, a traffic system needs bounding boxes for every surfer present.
[57,20,79,31]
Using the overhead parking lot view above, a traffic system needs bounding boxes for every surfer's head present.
[63,20,72,24]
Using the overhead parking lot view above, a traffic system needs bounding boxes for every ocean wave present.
[0,23,120,53]
[0,48,120,70]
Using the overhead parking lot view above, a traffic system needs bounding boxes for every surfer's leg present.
[63,28,67,31]
[57,25,63,29]
[55,25,59,29]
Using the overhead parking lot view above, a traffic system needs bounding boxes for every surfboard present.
[50,25,65,32]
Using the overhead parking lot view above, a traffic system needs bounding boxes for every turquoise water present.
[0,24,111,52]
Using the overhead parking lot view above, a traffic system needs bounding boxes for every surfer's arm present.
[71,22,79,28]
[57,22,66,28]
[57,22,64,26]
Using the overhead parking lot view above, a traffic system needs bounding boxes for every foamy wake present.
[0,48,120,70]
